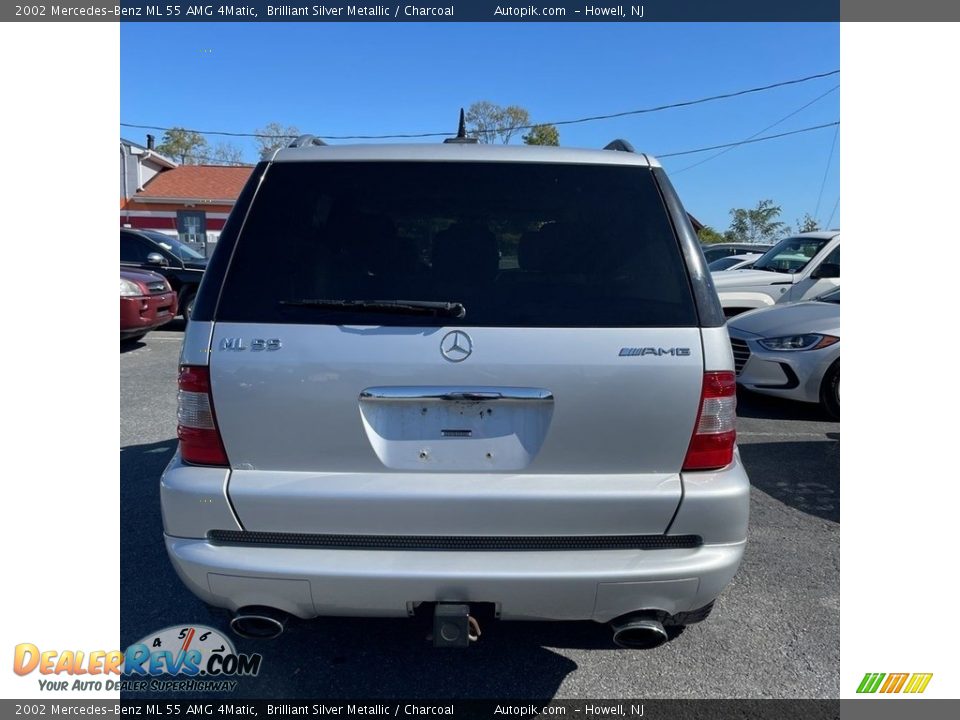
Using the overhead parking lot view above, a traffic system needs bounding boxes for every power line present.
[164,123,840,166]
[671,85,839,175]
[166,122,841,166]
[813,122,839,222]
[179,153,253,166]
[487,68,840,134]
[121,68,839,142]
[656,121,839,159]
[826,196,840,228]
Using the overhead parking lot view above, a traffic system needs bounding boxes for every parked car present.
[120,268,178,341]
[708,253,762,272]
[120,229,206,320]
[711,231,839,316]
[727,288,839,418]
[161,136,749,649]
[701,242,772,264]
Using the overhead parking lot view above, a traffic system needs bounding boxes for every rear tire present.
[180,289,196,323]
[821,360,840,419]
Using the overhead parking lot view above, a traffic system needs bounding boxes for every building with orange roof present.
[120,137,253,250]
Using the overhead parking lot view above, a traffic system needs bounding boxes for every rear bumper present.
[161,451,749,622]
[164,534,745,622]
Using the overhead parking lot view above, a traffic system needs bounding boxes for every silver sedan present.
[727,288,840,418]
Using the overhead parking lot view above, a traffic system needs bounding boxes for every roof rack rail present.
[603,139,636,153]
[288,135,328,148]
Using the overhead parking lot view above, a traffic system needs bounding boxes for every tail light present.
[683,371,737,471]
[177,365,229,466]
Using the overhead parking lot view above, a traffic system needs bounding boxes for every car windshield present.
[817,288,840,304]
[752,237,831,274]
[141,230,206,261]
[702,246,735,262]
[709,256,750,271]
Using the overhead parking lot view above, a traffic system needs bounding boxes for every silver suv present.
[161,135,749,649]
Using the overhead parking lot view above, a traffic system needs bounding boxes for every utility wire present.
[813,122,840,222]
[178,154,253,166]
[121,68,839,142]
[161,122,840,166]
[656,121,839,158]
[826,196,840,228]
[670,85,839,175]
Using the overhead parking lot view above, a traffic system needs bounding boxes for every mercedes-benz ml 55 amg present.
[160,136,749,649]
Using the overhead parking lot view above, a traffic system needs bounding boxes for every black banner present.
[0,699,845,719]
[8,1,843,23]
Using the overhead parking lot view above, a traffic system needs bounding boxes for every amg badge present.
[619,347,691,357]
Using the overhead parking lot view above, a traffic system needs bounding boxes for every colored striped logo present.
[857,672,933,694]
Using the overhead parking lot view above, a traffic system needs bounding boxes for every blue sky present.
[121,22,839,231]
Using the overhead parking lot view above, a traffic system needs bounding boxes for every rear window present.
[216,161,697,327]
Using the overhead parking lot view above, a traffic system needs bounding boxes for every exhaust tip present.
[230,606,288,640]
[611,616,669,649]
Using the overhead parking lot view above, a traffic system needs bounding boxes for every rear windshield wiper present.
[279,298,466,319]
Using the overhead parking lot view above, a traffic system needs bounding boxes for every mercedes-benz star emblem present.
[440,330,473,362]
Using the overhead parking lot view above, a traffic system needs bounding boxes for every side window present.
[120,234,149,263]
[812,245,840,279]
[815,246,840,278]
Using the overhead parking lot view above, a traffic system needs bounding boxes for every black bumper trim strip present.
[207,530,703,552]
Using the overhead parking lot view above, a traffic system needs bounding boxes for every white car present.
[727,288,840,418]
[707,253,762,272]
[711,231,839,316]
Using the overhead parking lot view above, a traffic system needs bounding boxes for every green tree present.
[156,127,208,165]
[697,226,725,244]
[255,122,301,156]
[499,106,530,144]
[727,200,790,244]
[796,213,820,233]
[522,124,560,146]
[209,142,244,165]
[465,101,531,144]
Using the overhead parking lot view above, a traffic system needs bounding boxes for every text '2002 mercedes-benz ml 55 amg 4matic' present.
[161,131,749,649]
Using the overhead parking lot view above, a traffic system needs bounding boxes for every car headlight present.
[120,278,143,297]
[758,334,839,351]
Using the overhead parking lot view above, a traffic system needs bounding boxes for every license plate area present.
[358,387,554,471]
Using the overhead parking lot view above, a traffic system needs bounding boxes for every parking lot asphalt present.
[120,325,839,699]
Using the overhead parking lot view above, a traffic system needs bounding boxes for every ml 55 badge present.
[221,337,282,351]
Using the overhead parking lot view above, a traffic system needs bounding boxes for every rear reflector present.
[683,371,737,471]
[177,365,229,466]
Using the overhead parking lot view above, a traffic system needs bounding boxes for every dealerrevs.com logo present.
[13,625,262,692]
[857,672,933,694]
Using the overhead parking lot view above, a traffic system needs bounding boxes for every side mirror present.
[146,252,168,267]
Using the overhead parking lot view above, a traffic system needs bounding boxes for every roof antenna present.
[444,108,479,144]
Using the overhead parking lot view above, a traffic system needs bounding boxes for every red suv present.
[120,268,178,341]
